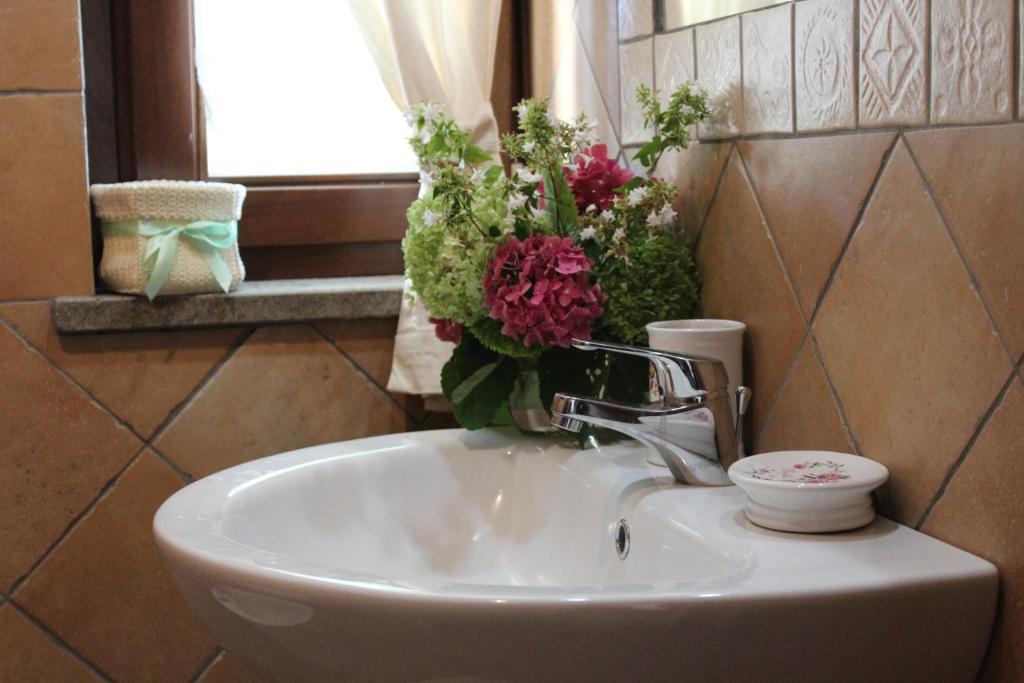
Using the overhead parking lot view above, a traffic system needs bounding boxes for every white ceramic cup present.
[645,319,746,422]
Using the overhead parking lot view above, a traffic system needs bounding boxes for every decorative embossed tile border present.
[620,0,1024,138]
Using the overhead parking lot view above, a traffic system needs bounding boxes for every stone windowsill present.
[52,275,405,334]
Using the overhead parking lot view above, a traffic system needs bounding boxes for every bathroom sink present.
[155,429,996,682]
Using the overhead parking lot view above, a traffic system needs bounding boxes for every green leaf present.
[440,332,519,430]
[484,165,504,184]
[541,169,579,235]
[470,318,541,359]
[463,143,492,164]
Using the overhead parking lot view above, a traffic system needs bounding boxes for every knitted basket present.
[91,180,247,298]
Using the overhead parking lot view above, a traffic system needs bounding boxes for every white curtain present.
[348,0,503,397]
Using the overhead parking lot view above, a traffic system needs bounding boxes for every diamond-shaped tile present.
[0,322,141,590]
[931,0,1014,124]
[756,338,853,454]
[574,0,621,133]
[619,39,653,145]
[656,141,731,243]
[859,0,927,126]
[795,0,856,131]
[154,325,410,478]
[814,141,1012,524]
[743,4,793,134]
[0,605,100,682]
[697,155,806,444]
[738,133,895,319]
[15,452,217,682]
[696,17,742,139]
[921,378,1024,681]
[906,124,1024,360]
[0,302,243,438]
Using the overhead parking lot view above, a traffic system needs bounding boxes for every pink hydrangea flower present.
[564,144,634,212]
[429,317,463,344]
[483,235,605,348]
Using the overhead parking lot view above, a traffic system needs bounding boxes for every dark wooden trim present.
[239,242,405,280]
[114,0,200,180]
[239,184,417,247]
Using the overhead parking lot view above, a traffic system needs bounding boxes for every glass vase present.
[509,361,556,434]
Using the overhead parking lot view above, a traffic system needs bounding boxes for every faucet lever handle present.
[570,338,729,400]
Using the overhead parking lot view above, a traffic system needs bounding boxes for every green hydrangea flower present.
[403,182,511,326]
[593,232,699,345]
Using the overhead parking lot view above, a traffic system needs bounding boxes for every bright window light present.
[194,0,419,178]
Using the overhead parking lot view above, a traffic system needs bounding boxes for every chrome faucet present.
[550,339,751,486]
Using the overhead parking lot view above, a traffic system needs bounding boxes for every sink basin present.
[155,429,996,682]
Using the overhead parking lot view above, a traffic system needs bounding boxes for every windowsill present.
[53,275,405,334]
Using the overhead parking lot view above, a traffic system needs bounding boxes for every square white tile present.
[859,0,927,126]
[795,0,856,132]
[617,0,653,41]
[696,17,742,139]
[743,4,793,134]
[619,39,654,145]
[931,0,1014,124]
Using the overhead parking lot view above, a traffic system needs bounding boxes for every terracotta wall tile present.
[931,0,1014,124]
[795,0,856,131]
[756,338,853,455]
[697,155,805,444]
[0,302,244,438]
[0,94,92,300]
[0,0,82,90]
[813,141,1012,525]
[0,322,141,590]
[154,325,411,478]
[0,605,100,682]
[922,379,1024,682]
[742,4,793,134]
[16,452,217,682]
[906,125,1024,360]
[656,141,731,243]
[738,133,894,319]
[696,17,741,139]
[859,0,927,126]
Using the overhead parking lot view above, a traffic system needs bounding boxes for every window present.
[83,0,528,280]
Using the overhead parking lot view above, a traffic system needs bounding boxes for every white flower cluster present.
[404,101,445,143]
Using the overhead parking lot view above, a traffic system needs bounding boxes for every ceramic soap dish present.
[727,451,889,533]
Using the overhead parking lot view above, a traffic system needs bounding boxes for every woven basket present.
[91,180,247,297]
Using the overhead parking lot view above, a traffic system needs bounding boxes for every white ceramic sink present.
[155,429,996,683]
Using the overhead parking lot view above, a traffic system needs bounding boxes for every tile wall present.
[615,0,1024,679]
[0,2,441,680]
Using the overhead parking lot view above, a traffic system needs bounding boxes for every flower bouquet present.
[402,86,712,432]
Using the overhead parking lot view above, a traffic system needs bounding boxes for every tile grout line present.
[732,143,811,446]
[144,327,258,476]
[0,315,149,444]
[188,647,225,683]
[7,597,115,682]
[750,331,810,452]
[902,134,1017,364]
[807,131,901,327]
[8,444,150,597]
[310,323,420,424]
[689,143,735,253]
[915,366,1020,530]
[805,329,866,457]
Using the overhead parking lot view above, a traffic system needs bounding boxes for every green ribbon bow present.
[102,219,238,301]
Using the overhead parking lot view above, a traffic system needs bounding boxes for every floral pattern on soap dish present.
[745,460,850,483]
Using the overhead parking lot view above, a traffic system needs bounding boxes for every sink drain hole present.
[614,519,630,559]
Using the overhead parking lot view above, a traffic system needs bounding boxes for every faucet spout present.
[549,339,750,486]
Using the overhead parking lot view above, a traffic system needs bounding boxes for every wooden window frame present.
[84,0,529,280]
